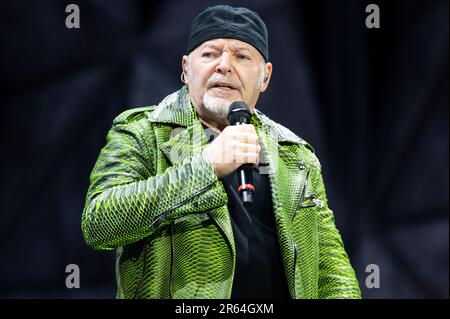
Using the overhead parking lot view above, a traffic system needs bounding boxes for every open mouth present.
[212,85,235,90]
[209,82,239,91]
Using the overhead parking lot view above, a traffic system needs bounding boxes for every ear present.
[181,55,189,83]
[260,62,272,93]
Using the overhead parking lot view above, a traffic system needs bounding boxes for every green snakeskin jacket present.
[82,86,361,299]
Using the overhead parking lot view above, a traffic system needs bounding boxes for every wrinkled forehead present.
[193,38,265,60]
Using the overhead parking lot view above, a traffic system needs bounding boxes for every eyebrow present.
[234,47,251,52]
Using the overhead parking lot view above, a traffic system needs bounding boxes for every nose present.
[215,53,232,74]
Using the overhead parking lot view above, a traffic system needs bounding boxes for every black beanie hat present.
[187,5,269,61]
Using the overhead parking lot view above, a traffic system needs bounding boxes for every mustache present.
[206,74,242,90]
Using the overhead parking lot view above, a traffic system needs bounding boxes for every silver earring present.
[181,72,186,84]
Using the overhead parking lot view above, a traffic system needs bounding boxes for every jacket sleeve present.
[81,120,228,251]
[311,157,362,299]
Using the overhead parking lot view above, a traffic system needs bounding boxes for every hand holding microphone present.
[204,101,259,204]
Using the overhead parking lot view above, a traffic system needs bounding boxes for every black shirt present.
[205,129,290,299]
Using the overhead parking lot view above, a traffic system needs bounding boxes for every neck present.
[192,102,228,132]
[198,117,227,133]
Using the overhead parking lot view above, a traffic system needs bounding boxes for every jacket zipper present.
[133,237,151,298]
[169,221,174,298]
[293,241,298,298]
[291,169,310,223]
[150,181,216,229]
[162,182,216,298]
[291,163,312,298]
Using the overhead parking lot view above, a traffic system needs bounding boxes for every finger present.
[235,124,257,134]
[235,152,259,165]
[233,132,259,145]
[234,142,260,154]
[227,124,256,135]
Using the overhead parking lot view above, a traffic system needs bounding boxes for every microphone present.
[227,101,255,206]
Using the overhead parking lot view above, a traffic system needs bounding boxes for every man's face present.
[182,38,272,125]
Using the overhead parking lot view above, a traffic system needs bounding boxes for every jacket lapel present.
[160,122,205,165]
[254,110,309,223]
[254,111,310,298]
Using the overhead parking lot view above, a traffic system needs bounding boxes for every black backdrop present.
[0,0,448,298]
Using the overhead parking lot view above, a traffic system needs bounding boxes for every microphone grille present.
[227,101,251,124]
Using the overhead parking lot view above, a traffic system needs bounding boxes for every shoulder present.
[255,109,321,169]
[255,110,316,152]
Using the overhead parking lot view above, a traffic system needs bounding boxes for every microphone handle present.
[232,117,254,206]
[238,164,254,206]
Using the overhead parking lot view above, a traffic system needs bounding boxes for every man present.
[82,5,361,299]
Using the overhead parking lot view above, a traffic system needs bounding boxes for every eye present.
[237,54,250,60]
[201,51,216,58]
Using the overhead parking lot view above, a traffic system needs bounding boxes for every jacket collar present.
[148,85,310,147]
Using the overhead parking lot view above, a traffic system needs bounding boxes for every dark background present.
[0,0,448,298]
